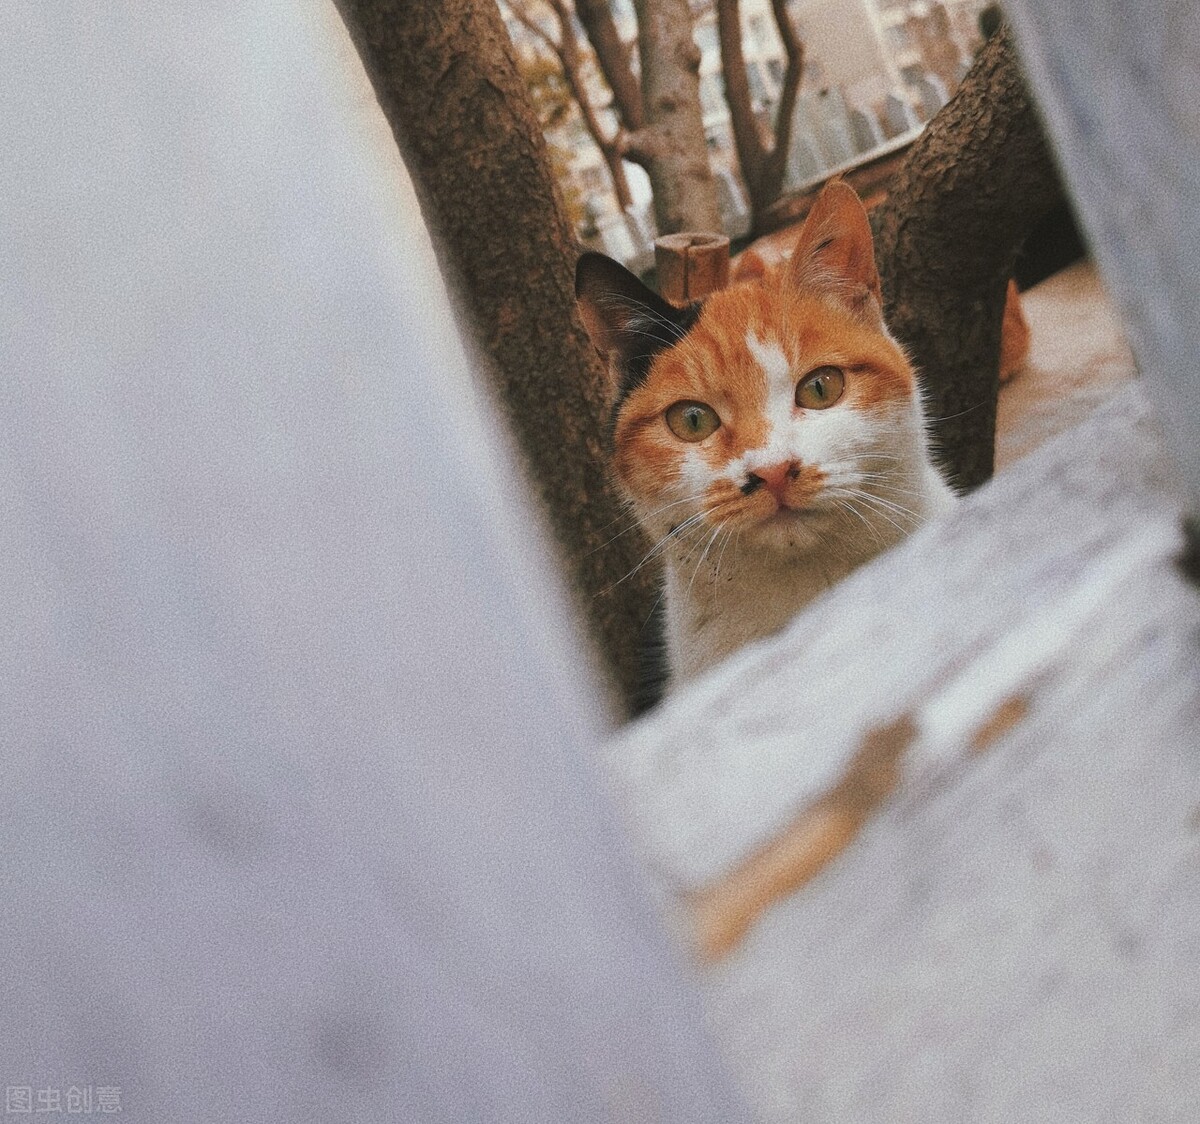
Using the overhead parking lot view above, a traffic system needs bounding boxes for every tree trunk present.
[873,26,1063,492]
[333,0,657,716]
[627,0,722,234]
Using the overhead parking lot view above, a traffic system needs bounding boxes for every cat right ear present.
[575,252,695,391]
[786,180,883,324]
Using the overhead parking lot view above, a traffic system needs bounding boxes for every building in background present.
[503,0,992,268]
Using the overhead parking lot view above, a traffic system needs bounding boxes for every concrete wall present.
[0,3,746,1120]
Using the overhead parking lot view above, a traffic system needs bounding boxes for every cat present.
[576,180,956,697]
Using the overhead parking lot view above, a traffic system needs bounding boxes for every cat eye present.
[665,400,721,442]
[795,366,845,409]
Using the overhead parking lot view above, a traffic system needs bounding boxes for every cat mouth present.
[744,505,827,550]
[761,504,822,524]
[749,505,827,538]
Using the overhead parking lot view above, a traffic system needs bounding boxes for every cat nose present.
[743,462,801,500]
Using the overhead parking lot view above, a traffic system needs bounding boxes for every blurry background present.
[503,0,995,269]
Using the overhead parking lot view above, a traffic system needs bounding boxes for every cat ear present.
[786,180,882,322]
[731,247,769,284]
[576,252,696,392]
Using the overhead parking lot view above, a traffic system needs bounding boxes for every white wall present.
[0,3,747,1120]
[1003,0,1200,507]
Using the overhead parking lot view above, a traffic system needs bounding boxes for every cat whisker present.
[675,518,720,573]
[687,522,726,600]
[600,509,714,594]
[611,325,690,348]
[824,469,921,492]
[588,497,654,538]
[823,484,900,531]
[853,484,932,503]
[826,495,889,550]
[921,395,988,427]
[925,400,987,425]
[643,582,669,634]
[595,293,691,344]
[836,490,917,537]
[714,522,737,579]
[824,473,924,519]
[851,489,922,522]
[850,475,931,499]
[838,452,904,464]
[652,512,711,559]
[587,492,710,555]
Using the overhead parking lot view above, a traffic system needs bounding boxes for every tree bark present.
[575,0,643,132]
[333,0,657,716]
[715,0,803,235]
[873,26,1063,492]
[628,0,722,234]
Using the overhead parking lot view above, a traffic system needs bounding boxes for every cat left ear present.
[731,247,769,284]
[786,180,883,324]
[576,252,696,393]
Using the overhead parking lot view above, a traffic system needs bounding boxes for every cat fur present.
[577,182,955,694]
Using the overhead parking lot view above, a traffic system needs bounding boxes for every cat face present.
[578,182,930,557]
[611,286,919,552]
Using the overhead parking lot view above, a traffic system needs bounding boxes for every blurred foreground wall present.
[0,3,746,1120]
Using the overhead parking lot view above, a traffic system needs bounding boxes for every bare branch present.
[761,0,803,199]
[575,0,644,131]
[716,0,805,232]
[548,0,635,207]
[505,0,561,54]
[615,125,667,166]
[715,0,765,204]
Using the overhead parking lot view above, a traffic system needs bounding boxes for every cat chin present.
[741,508,828,553]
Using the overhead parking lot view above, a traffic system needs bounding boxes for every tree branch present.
[761,0,803,203]
[575,0,644,132]
[549,0,635,208]
[715,0,765,202]
[505,0,559,52]
[509,0,634,209]
[716,0,804,232]
[615,125,666,166]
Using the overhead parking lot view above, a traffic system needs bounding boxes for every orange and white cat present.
[577,181,955,692]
